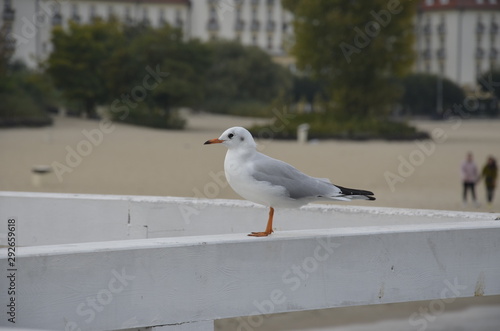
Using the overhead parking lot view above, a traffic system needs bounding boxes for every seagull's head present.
[204,126,256,150]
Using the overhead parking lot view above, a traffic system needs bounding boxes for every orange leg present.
[248,207,274,237]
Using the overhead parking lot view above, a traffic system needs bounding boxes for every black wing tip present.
[337,185,376,201]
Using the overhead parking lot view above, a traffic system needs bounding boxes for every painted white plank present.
[0,192,496,247]
[1,221,499,330]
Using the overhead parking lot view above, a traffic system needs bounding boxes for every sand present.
[1,113,499,330]
[1,112,499,212]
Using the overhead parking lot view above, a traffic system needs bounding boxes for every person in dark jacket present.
[481,156,498,207]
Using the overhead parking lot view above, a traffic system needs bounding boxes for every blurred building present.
[1,0,294,68]
[415,0,500,88]
[3,0,500,88]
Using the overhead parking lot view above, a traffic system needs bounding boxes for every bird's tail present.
[334,185,376,201]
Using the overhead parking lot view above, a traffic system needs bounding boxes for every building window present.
[476,47,485,59]
[51,3,62,26]
[491,21,499,35]
[107,5,115,21]
[476,21,486,35]
[125,7,133,25]
[251,19,260,31]
[71,4,80,23]
[267,34,273,49]
[437,22,446,35]
[437,48,446,60]
[207,2,220,34]
[2,0,15,22]
[159,8,166,26]
[142,8,150,26]
[422,48,432,60]
[282,22,288,33]
[234,4,244,32]
[235,19,245,32]
[207,18,220,31]
[90,5,99,22]
[490,47,498,59]
[423,22,432,36]
[175,10,183,28]
[266,20,275,32]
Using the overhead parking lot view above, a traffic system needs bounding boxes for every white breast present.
[224,149,300,208]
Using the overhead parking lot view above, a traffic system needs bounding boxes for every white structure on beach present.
[1,0,294,68]
[2,0,500,86]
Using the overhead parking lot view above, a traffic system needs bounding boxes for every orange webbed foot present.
[248,207,275,237]
[248,230,273,237]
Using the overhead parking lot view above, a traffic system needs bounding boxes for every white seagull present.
[204,127,375,237]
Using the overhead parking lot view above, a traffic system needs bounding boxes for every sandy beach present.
[1,113,499,212]
[1,113,499,330]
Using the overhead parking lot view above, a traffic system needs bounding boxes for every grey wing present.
[250,153,340,199]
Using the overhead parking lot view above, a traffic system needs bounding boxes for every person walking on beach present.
[481,156,497,207]
[461,152,479,207]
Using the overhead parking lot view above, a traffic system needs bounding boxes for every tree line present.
[45,19,292,129]
[1,6,498,134]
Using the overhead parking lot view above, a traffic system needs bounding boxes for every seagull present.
[204,127,375,237]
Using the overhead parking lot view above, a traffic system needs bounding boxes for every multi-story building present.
[0,0,294,68]
[415,0,500,88]
[2,0,500,88]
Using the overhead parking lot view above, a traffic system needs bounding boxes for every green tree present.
[0,23,15,76]
[283,0,416,120]
[46,19,124,117]
[107,24,211,128]
[399,73,465,117]
[0,62,56,127]
[204,41,292,115]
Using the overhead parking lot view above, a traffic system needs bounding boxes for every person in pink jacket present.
[461,152,479,207]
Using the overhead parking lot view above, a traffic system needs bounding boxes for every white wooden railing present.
[1,192,499,330]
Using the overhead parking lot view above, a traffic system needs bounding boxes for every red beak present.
[204,138,224,145]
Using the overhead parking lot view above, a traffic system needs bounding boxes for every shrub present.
[109,104,185,130]
[250,113,429,141]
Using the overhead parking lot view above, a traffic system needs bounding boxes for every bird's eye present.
[228,133,234,139]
